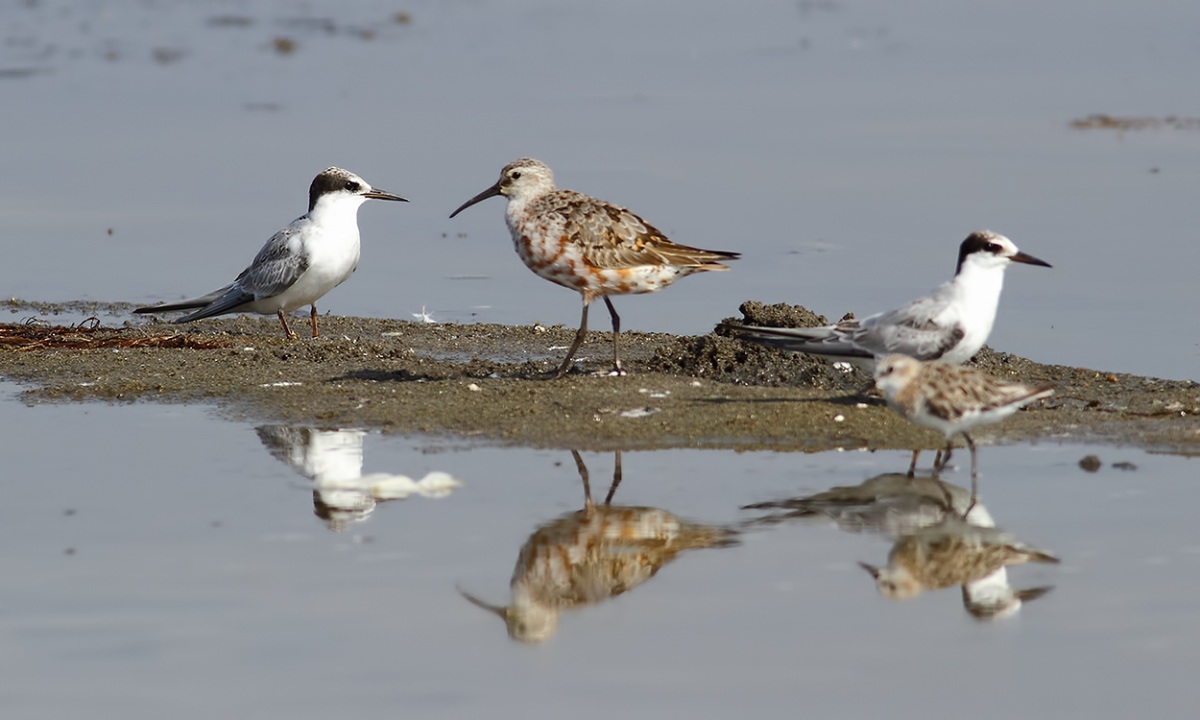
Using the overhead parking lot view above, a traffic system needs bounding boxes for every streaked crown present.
[496,157,556,201]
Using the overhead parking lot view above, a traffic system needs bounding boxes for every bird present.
[859,515,1059,604]
[727,231,1050,370]
[134,167,407,339]
[873,354,1055,503]
[256,425,460,532]
[458,451,737,643]
[741,471,995,534]
[449,157,740,377]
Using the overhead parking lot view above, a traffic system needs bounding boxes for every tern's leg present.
[603,296,625,376]
[571,449,593,512]
[604,450,623,506]
[277,310,298,340]
[554,300,590,378]
[310,304,319,338]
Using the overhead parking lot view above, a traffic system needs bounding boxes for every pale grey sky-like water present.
[2,0,1199,379]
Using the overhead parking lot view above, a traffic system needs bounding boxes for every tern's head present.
[873,353,923,400]
[954,230,1051,275]
[307,167,407,214]
[449,157,556,218]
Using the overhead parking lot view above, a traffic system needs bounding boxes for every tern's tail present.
[132,287,231,316]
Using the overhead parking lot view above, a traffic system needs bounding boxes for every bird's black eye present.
[985,242,1001,253]
[510,171,521,180]
[344,180,360,192]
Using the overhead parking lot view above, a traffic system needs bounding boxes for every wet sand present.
[2,299,1198,452]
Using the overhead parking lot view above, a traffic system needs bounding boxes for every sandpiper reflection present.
[745,471,1057,619]
[256,425,460,531]
[858,514,1058,619]
[460,450,738,644]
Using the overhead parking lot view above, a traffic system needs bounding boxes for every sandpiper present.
[450,157,739,377]
[873,353,1055,502]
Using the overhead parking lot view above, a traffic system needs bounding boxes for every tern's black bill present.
[1010,251,1052,268]
[449,183,502,219]
[363,189,408,202]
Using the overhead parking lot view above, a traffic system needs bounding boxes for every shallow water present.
[2,0,1199,379]
[3,387,1197,719]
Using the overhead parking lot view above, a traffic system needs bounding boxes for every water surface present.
[3,390,1197,718]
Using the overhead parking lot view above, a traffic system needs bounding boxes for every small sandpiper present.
[450,157,739,377]
[873,353,1055,503]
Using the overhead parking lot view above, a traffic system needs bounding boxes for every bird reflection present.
[459,450,738,644]
[858,515,1058,618]
[743,472,992,533]
[256,425,460,531]
[744,471,1057,619]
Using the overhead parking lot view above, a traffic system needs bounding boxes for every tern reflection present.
[256,425,460,531]
[460,451,738,644]
[745,472,1057,620]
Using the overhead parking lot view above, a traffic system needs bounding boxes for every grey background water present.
[2,0,1198,379]
[3,389,1198,719]
[3,2,1200,717]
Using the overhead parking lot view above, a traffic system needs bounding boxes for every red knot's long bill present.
[450,157,739,378]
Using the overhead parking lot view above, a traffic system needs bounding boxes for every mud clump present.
[650,300,863,391]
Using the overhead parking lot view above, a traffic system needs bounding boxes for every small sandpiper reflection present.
[459,450,738,643]
[256,425,460,531]
[859,514,1059,620]
[744,472,1058,620]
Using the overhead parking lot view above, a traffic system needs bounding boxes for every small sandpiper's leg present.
[963,433,980,517]
[906,449,921,478]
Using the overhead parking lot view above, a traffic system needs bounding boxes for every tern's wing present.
[854,297,965,360]
[728,322,870,358]
[176,226,310,322]
[235,225,310,299]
